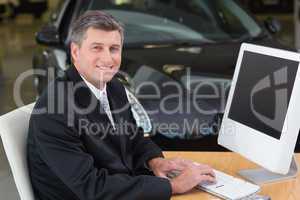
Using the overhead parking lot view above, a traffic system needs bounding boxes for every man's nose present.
[100,49,114,66]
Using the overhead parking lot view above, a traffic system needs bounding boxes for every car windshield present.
[88,0,262,44]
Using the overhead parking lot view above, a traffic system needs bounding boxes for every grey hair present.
[69,10,124,46]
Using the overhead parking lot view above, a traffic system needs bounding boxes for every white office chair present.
[0,103,35,200]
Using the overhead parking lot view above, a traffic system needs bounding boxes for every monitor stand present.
[238,155,298,185]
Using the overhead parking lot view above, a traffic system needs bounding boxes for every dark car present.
[33,0,299,151]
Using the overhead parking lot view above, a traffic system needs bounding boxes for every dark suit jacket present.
[27,66,172,200]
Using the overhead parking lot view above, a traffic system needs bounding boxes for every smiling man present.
[27,11,215,200]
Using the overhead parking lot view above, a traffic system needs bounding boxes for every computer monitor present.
[218,43,299,184]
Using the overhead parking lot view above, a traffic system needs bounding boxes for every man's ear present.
[70,42,80,62]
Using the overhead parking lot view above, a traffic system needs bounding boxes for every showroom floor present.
[0,13,296,199]
[0,15,41,199]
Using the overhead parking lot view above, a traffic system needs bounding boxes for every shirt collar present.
[80,75,107,100]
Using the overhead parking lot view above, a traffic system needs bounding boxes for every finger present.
[200,175,216,183]
[198,168,216,178]
[193,162,212,170]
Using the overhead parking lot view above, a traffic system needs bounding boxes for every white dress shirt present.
[80,75,116,129]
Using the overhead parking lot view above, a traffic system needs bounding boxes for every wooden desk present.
[164,152,300,200]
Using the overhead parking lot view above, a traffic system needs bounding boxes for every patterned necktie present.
[99,91,116,130]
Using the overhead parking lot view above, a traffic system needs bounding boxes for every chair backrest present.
[0,103,35,200]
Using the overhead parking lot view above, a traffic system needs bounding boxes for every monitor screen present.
[228,51,299,140]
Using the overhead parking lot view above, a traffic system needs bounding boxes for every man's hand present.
[148,157,193,179]
[148,157,216,195]
[169,162,216,194]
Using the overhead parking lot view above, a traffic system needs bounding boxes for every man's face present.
[71,27,122,89]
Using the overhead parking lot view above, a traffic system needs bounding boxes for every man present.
[27,11,215,200]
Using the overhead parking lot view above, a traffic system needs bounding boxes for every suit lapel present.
[107,80,133,171]
[65,66,132,171]
[65,66,115,135]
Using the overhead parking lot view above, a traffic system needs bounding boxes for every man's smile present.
[96,65,113,70]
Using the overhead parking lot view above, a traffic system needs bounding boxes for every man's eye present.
[92,46,102,51]
[111,47,120,53]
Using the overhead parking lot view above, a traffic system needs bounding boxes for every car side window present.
[76,0,92,17]
[58,0,78,45]
[62,0,92,64]
[213,1,260,37]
